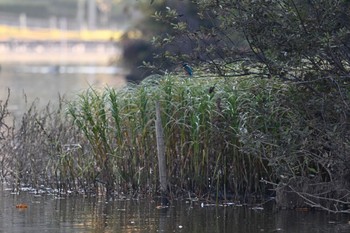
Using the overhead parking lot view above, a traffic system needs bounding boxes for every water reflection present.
[15,64,124,75]
[1,188,350,233]
[0,63,126,118]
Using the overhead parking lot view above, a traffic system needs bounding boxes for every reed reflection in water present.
[0,189,350,233]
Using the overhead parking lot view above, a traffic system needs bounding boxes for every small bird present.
[209,85,216,94]
[183,63,193,76]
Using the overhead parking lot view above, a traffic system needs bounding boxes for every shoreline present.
[0,52,119,65]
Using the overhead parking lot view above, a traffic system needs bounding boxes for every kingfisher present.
[182,63,193,76]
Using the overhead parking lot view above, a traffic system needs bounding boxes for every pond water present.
[0,63,126,119]
[0,188,350,233]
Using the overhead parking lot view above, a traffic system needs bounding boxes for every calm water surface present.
[0,188,350,233]
[0,63,126,118]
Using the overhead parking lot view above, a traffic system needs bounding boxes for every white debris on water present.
[201,202,236,208]
[251,206,264,211]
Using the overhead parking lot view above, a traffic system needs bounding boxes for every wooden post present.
[155,101,168,205]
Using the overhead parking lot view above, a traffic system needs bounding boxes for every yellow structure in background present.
[0,24,130,41]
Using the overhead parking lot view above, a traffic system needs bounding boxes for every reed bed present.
[1,74,349,206]
[68,75,292,200]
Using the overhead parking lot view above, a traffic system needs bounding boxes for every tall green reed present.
[68,89,118,196]
[4,74,306,202]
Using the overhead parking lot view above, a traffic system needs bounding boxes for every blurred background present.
[0,0,146,118]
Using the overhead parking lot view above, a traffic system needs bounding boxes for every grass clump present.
[64,75,294,201]
[1,73,349,209]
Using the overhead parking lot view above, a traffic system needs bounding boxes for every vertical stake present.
[155,101,168,205]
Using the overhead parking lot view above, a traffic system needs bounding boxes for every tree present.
[150,0,350,211]
[152,0,350,92]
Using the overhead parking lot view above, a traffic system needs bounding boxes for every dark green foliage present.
[231,0,350,91]
[150,0,349,94]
